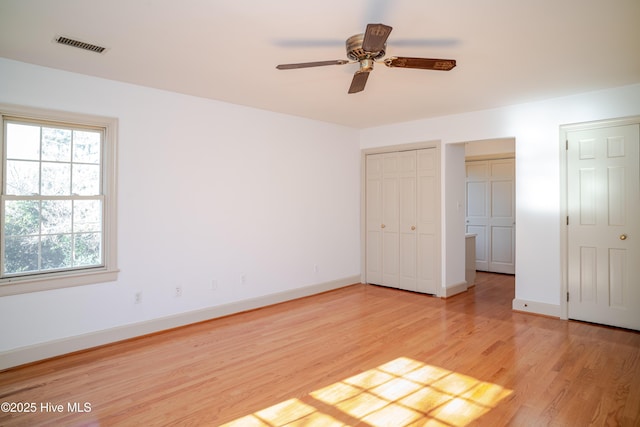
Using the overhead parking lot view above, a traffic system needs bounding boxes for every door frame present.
[559,115,640,320]
[360,140,442,296]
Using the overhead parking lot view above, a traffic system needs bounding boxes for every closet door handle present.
[411,226,416,231]
[381,224,386,229]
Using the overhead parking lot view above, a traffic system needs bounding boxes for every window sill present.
[0,268,119,296]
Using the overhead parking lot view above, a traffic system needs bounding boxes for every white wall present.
[360,83,640,313]
[465,138,515,157]
[443,143,466,295]
[0,58,361,367]
[2,56,639,368]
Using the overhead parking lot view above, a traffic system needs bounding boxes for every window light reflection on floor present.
[221,357,512,427]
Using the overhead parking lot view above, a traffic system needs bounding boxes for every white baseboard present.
[441,281,468,298]
[0,276,360,371]
[512,298,561,318]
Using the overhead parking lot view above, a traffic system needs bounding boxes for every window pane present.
[4,236,39,274]
[41,234,72,270]
[42,162,71,195]
[2,113,111,283]
[74,232,102,266]
[42,127,71,162]
[41,200,72,234]
[73,130,101,164]
[6,123,40,160]
[74,200,102,233]
[4,200,40,236]
[72,164,100,195]
[5,160,39,195]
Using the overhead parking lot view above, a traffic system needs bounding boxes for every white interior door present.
[366,152,400,288]
[465,159,515,274]
[365,148,438,294]
[398,151,417,291]
[416,149,438,294]
[567,124,640,330]
[381,154,400,287]
[489,160,516,274]
[466,162,489,271]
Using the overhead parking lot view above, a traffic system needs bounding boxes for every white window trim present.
[0,104,118,296]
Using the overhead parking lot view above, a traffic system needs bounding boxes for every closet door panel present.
[465,158,515,274]
[381,154,400,287]
[489,162,515,273]
[416,149,438,294]
[365,154,384,284]
[399,151,417,290]
[465,162,490,271]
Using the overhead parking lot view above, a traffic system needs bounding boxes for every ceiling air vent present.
[55,36,107,54]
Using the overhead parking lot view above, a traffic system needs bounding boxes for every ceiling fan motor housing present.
[346,33,386,61]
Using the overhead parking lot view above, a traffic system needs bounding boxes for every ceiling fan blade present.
[348,70,370,94]
[384,57,456,71]
[362,23,392,52]
[276,60,349,70]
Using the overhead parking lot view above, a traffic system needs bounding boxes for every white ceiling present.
[1,0,639,129]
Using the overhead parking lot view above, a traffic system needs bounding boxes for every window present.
[0,105,117,295]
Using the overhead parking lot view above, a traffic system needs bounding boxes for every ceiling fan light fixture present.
[359,58,375,72]
[275,22,457,94]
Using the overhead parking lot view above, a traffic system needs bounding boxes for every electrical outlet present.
[241,274,247,284]
[134,291,142,304]
[175,285,182,297]
[314,264,319,273]
[211,279,218,291]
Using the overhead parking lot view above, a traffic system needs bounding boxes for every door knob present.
[411,226,416,231]
[620,234,628,240]
[381,224,386,229]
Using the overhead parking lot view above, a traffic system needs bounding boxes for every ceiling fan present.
[276,23,457,94]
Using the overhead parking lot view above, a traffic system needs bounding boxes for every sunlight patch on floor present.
[221,357,512,426]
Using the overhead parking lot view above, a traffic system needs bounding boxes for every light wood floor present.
[1,272,639,426]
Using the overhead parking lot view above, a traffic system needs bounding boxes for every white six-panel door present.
[465,159,516,274]
[365,153,386,286]
[567,124,640,330]
[398,151,417,291]
[416,149,439,293]
[366,149,438,294]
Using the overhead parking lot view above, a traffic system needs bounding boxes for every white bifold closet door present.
[366,149,438,294]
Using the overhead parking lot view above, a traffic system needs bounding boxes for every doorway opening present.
[464,138,516,280]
